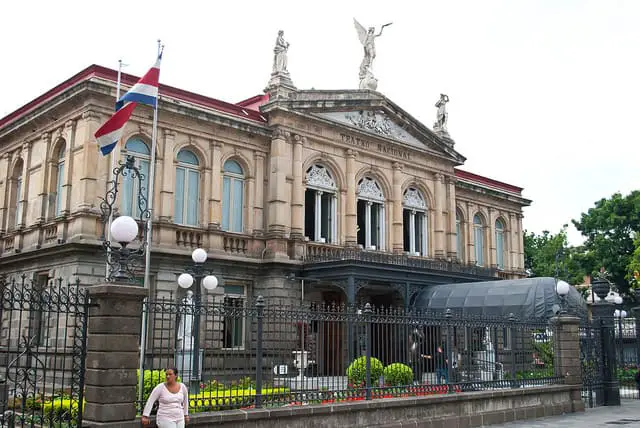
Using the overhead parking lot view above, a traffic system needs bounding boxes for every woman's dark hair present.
[166,367,179,376]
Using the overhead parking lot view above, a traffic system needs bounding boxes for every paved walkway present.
[489,400,640,427]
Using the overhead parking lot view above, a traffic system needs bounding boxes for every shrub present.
[383,363,413,386]
[346,356,383,386]
[42,398,83,423]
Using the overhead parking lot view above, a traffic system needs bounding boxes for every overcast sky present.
[2,0,638,244]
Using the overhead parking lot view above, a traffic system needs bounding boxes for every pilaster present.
[78,110,100,210]
[253,151,265,236]
[159,130,176,222]
[391,162,403,253]
[433,173,445,257]
[446,177,457,259]
[208,141,223,229]
[290,134,304,239]
[60,120,76,217]
[345,149,357,246]
[0,152,12,233]
[36,132,52,224]
[17,140,32,228]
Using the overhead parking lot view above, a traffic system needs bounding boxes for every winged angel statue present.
[354,18,392,90]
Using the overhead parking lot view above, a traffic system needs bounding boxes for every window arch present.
[305,164,337,243]
[495,218,506,269]
[121,138,150,218]
[456,209,465,262]
[474,214,485,266]
[357,177,385,250]
[222,159,245,233]
[403,187,428,256]
[54,142,66,217]
[175,149,200,226]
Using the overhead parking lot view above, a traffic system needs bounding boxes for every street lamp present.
[99,155,150,282]
[555,280,570,314]
[178,248,218,391]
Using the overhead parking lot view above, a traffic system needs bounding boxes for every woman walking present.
[141,367,190,427]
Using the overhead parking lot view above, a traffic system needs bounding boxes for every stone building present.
[0,50,530,339]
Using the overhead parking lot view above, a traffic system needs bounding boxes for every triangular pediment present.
[261,89,466,164]
[314,110,425,148]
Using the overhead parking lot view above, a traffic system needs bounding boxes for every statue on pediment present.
[354,19,392,90]
[272,30,290,74]
[434,94,450,132]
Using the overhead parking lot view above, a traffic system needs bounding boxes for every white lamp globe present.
[110,216,138,243]
[614,295,623,305]
[178,273,194,289]
[192,248,208,264]
[614,309,621,318]
[202,275,218,291]
[605,292,616,303]
[622,310,628,318]
[556,280,570,296]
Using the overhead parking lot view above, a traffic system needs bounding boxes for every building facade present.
[0,60,530,327]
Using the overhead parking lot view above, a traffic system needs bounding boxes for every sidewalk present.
[488,400,640,427]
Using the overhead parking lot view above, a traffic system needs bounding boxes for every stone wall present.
[174,385,582,428]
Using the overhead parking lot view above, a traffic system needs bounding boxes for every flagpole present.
[139,39,162,407]
[105,59,125,280]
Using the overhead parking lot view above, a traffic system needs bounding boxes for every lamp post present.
[555,280,570,314]
[177,248,218,391]
[99,155,150,282]
[591,277,620,406]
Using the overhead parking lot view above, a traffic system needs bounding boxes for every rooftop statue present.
[354,18,392,90]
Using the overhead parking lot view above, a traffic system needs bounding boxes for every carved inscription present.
[340,133,411,161]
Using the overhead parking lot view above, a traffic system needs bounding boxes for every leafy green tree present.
[572,191,640,294]
[524,226,589,285]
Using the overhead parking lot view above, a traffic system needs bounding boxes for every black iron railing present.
[137,292,560,414]
[303,245,502,278]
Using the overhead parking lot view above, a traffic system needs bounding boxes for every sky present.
[2,0,639,245]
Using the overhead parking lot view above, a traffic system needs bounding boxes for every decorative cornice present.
[81,110,100,121]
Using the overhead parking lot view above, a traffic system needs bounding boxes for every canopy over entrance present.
[412,277,587,319]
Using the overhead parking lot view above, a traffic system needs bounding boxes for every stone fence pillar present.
[550,314,584,412]
[83,283,146,427]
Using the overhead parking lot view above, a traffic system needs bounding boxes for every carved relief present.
[306,164,336,191]
[403,187,426,210]
[357,177,384,202]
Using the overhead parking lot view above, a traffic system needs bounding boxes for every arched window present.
[356,177,385,250]
[222,160,245,233]
[54,142,66,217]
[456,209,464,262]
[474,214,485,266]
[11,160,24,228]
[495,219,506,269]
[175,149,200,226]
[121,138,150,218]
[402,187,428,256]
[304,164,337,243]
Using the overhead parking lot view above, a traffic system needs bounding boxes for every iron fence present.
[137,292,561,414]
[614,317,640,400]
[0,275,88,427]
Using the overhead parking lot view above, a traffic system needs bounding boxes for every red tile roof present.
[454,169,523,194]
[0,65,267,129]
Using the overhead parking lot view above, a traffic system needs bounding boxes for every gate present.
[580,321,604,407]
[0,275,88,427]
[615,316,640,400]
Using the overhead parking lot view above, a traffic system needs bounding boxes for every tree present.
[572,191,640,294]
[524,226,589,285]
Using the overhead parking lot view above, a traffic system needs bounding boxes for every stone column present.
[159,130,176,222]
[516,214,524,270]
[488,208,496,267]
[433,173,445,257]
[209,141,223,229]
[550,314,585,412]
[466,202,475,265]
[60,120,76,217]
[509,213,518,271]
[266,129,290,238]
[253,151,265,236]
[246,174,255,235]
[446,177,457,259]
[290,134,304,239]
[36,132,53,223]
[78,110,100,210]
[83,283,147,427]
[0,153,11,233]
[391,162,403,253]
[345,149,357,245]
[17,141,33,228]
